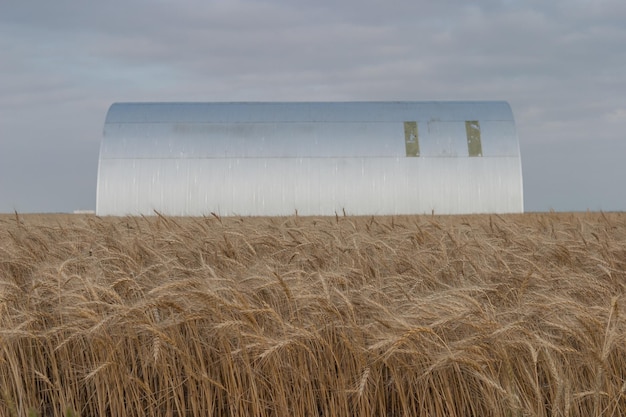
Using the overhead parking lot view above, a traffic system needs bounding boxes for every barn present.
[96,101,523,216]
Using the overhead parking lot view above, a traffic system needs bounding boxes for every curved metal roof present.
[97,101,523,216]
[105,101,514,123]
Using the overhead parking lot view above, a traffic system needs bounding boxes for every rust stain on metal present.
[465,121,482,157]
[404,121,419,157]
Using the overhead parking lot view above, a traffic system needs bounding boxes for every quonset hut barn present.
[96,102,523,216]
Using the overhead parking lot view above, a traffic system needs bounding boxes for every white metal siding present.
[97,101,523,216]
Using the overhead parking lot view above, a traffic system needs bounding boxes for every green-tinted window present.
[465,121,483,157]
[404,121,419,157]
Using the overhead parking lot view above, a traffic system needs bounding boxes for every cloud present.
[0,0,625,212]
[605,108,626,123]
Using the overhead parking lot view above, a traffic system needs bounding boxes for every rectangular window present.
[465,121,483,157]
[404,121,420,157]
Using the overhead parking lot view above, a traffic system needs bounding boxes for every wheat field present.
[1,212,625,417]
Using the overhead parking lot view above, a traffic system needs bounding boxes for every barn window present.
[404,121,420,157]
[465,121,483,157]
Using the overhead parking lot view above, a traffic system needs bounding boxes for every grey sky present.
[1,0,625,213]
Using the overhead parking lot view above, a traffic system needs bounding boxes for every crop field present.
[1,212,625,417]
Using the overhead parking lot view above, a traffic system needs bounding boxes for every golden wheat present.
[0,212,625,416]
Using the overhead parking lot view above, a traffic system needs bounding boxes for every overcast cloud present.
[1,0,625,213]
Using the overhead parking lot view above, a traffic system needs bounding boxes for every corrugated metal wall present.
[96,102,523,216]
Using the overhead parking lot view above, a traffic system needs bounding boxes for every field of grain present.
[1,212,625,416]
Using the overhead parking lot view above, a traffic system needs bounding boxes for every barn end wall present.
[96,102,523,216]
